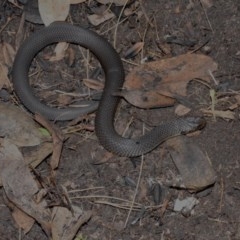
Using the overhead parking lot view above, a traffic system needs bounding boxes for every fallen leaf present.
[1,42,16,66]
[124,42,144,59]
[175,104,191,116]
[124,54,218,108]
[39,0,70,26]
[87,10,115,26]
[0,64,10,89]
[115,89,175,108]
[49,42,69,62]
[3,196,35,234]
[12,206,35,234]
[0,103,50,147]
[0,139,52,236]
[56,94,72,106]
[200,0,213,9]
[23,142,53,169]
[65,46,76,66]
[51,206,92,240]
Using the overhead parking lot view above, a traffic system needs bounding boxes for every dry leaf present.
[0,103,50,147]
[0,139,51,236]
[51,206,92,240]
[49,42,69,61]
[23,142,53,169]
[0,42,16,89]
[124,42,144,59]
[66,46,76,66]
[56,94,72,106]
[0,64,10,89]
[1,42,16,66]
[124,54,218,108]
[116,89,175,108]
[83,78,104,90]
[200,0,213,9]
[87,10,115,26]
[175,104,191,116]
[39,0,70,26]
[12,206,35,234]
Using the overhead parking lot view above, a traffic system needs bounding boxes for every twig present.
[208,70,219,85]
[218,177,224,213]
[68,186,105,193]
[124,153,144,228]
[199,0,213,32]
[70,194,142,206]
[122,116,134,137]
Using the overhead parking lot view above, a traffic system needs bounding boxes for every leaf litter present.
[122,53,218,108]
[0,103,92,238]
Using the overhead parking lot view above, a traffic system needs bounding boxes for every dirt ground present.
[0,0,240,239]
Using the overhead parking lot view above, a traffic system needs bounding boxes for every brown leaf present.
[116,89,175,108]
[12,206,35,234]
[51,206,92,240]
[175,104,191,116]
[39,0,70,26]
[0,64,10,89]
[0,103,49,147]
[49,42,69,62]
[2,42,16,66]
[124,53,218,108]
[65,46,76,66]
[87,10,115,26]
[0,139,51,236]
[124,42,144,59]
[3,197,35,234]
[83,78,104,90]
[200,0,213,9]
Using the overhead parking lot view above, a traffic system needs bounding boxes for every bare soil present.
[0,0,240,239]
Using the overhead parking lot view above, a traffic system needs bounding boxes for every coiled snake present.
[12,22,205,157]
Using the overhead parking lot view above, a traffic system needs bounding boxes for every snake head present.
[181,117,206,134]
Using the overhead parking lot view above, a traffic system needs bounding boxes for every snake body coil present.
[12,22,205,157]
